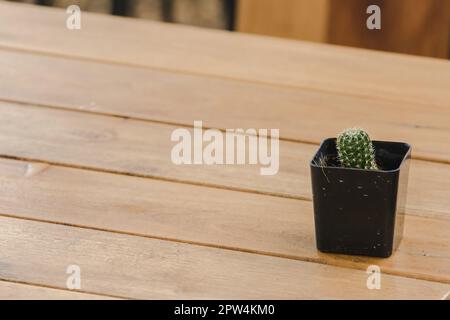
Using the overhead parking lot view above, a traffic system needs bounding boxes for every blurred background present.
[7,0,450,59]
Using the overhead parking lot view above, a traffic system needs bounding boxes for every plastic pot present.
[310,138,411,258]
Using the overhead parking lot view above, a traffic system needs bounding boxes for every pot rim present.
[310,137,411,173]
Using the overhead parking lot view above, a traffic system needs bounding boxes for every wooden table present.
[0,1,449,300]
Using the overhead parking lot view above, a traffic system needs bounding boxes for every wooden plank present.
[1,49,449,163]
[237,0,329,42]
[0,102,448,220]
[0,158,448,283]
[0,216,448,299]
[0,280,118,300]
[0,2,449,109]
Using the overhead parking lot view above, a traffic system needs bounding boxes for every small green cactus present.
[337,128,378,170]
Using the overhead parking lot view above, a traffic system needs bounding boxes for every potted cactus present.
[310,128,411,257]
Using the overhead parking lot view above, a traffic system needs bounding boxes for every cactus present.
[337,128,378,170]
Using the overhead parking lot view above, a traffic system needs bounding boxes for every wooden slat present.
[1,49,449,163]
[0,102,448,220]
[0,158,448,283]
[0,216,448,299]
[0,280,117,300]
[1,2,447,300]
[0,2,449,109]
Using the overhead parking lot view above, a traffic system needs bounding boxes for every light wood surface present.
[0,2,449,299]
[0,216,448,299]
[0,280,117,300]
[0,102,448,221]
[1,49,449,164]
[0,158,448,283]
[0,2,449,109]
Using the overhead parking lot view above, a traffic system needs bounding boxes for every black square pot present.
[310,138,411,258]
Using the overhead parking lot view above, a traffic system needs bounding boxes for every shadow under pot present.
[310,138,411,258]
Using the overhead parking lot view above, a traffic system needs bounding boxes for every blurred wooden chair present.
[35,0,132,16]
[35,0,237,30]
[237,0,450,59]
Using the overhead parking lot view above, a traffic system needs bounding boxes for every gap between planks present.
[0,278,125,300]
[0,152,446,222]
[0,153,307,201]
[1,213,449,290]
[2,215,448,299]
[1,1,449,116]
[0,96,321,147]
[0,102,449,220]
[1,211,448,285]
[1,96,447,167]
[0,44,447,118]
[1,47,449,163]
[0,3,446,298]
[0,158,449,285]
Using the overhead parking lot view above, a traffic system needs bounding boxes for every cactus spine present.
[337,128,378,170]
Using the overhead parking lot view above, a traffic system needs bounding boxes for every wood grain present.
[0,102,448,220]
[0,1,449,109]
[1,49,449,163]
[0,216,448,299]
[0,158,448,283]
[0,280,117,300]
[0,1,448,300]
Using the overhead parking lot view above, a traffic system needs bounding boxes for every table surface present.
[0,1,449,300]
